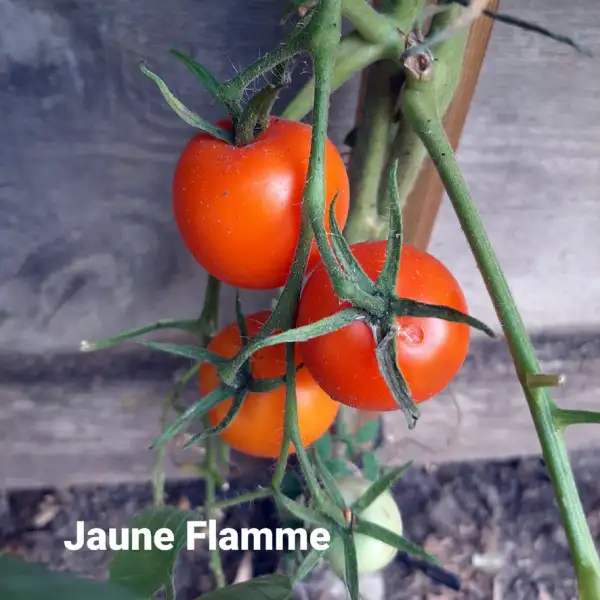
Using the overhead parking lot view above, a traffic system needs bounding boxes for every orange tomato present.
[199,310,339,458]
[173,117,350,290]
[296,241,471,411]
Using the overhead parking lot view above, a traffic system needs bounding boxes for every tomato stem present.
[301,2,390,316]
[401,19,600,594]
[196,275,221,345]
[282,32,387,122]
[205,435,226,588]
[281,343,324,502]
[343,59,398,243]
[553,409,600,430]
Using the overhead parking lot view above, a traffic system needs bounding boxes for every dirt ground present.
[2,450,599,600]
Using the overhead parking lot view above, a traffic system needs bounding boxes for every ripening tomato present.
[198,310,340,458]
[172,117,350,290]
[326,477,403,576]
[296,241,470,411]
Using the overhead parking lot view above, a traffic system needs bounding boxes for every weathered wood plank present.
[2,331,599,489]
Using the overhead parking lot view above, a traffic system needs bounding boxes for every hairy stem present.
[282,35,386,122]
[402,78,600,599]
[206,436,226,588]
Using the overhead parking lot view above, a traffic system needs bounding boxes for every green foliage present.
[0,555,292,600]
[361,452,381,482]
[0,555,144,600]
[109,507,193,597]
[193,575,293,600]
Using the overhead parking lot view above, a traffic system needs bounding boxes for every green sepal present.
[80,319,200,352]
[151,385,234,449]
[342,533,360,600]
[371,322,419,429]
[183,390,247,447]
[140,62,234,144]
[258,308,365,348]
[168,49,223,102]
[376,160,404,296]
[392,296,495,338]
[274,492,333,530]
[328,193,375,293]
[139,341,227,364]
[234,290,249,343]
[248,363,304,393]
[312,448,347,512]
[354,518,440,566]
[293,547,328,583]
[352,462,412,513]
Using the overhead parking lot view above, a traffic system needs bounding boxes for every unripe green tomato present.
[326,477,403,577]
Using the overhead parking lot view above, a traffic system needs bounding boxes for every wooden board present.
[2,331,599,490]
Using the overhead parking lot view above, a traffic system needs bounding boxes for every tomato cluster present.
[173,117,471,458]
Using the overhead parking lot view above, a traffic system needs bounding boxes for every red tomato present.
[199,310,340,458]
[296,241,470,411]
[172,117,350,290]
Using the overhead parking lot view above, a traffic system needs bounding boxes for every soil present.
[1,451,599,600]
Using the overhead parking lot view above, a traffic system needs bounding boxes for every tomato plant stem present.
[282,343,324,501]
[402,70,600,598]
[206,435,226,588]
[553,409,600,430]
[300,0,389,316]
[196,275,221,345]
[282,0,426,124]
[341,0,403,48]
[282,33,387,122]
[343,59,397,243]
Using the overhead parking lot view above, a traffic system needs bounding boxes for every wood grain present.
[2,331,599,489]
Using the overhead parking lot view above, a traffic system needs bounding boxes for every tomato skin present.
[172,117,350,290]
[198,310,340,458]
[296,241,470,411]
[326,477,403,576]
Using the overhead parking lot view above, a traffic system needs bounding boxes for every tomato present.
[326,477,403,576]
[198,310,340,458]
[296,241,470,410]
[172,117,350,290]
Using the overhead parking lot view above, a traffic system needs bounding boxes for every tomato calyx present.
[140,35,296,147]
[320,162,496,428]
[232,60,294,146]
